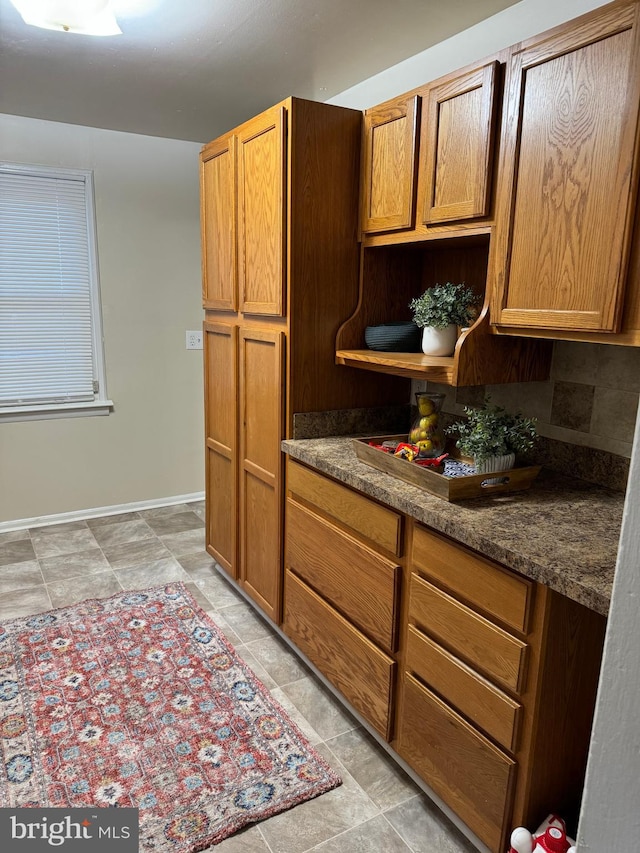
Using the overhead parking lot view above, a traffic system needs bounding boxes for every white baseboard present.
[0,492,205,534]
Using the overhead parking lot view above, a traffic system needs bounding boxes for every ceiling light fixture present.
[9,0,122,35]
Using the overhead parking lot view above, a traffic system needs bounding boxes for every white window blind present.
[0,163,110,419]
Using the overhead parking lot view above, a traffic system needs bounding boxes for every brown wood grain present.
[287,459,402,556]
[361,95,420,233]
[419,61,499,224]
[238,327,285,622]
[398,673,516,852]
[336,238,551,387]
[204,321,238,577]
[284,571,396,739]
[200,136,237,310]
[202,98,408,626]
[286,98,405,417]
[409,574,528,692]
[237,106,286,316]
[352,435,541,501]
[412,524,533,633]
[286,498,400,652]
[513,589,607,830]
[490,0,640,333]
[405,626,522,753]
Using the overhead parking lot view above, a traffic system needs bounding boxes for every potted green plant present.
[409,282,480,356]
[447,398,537,478]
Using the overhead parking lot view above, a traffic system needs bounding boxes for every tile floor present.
[0,502,477,853]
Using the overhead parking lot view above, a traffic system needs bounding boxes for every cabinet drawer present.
[287,459,402,556]
[286,499,399,652]
[409,575,527,693]
[398,673,516,853]
[412,525,532,633]
[284,571,395,739]
[406,626,521,753]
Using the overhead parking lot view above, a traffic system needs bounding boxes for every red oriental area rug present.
[0,583,341,851]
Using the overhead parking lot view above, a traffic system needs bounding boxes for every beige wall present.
[0,114,204,524]
[328,0,609,111]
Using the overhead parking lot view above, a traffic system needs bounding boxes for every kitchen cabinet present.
[203,320,285,621]
[360,94,419,234]
[417,60,499,227]
[490,0,640,341]
[238,327,285,619]
[283,460,606,853]
[397,524,606,853]
[201,98,404,620]
[237,107,286,316]
[344,57,552,387]
[360,58,500,240]
[283,459,402,738]
[200,136,236,311]
[204,322,237,576]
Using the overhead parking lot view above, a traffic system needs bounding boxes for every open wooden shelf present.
[335,238,552,387]
[335,350,455,383]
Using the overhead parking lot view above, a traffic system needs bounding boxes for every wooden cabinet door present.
[204,322,238,577]
[200,136,237,310]
[239,327,285,621]
[398,673,516,852]
[491,1,640,332]
[361,95,419,234]
[237,106,287,316]
[418,61,499,225]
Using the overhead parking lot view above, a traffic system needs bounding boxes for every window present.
[0,163,111,422]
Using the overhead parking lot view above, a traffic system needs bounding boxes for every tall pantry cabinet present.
[200,97,403,623]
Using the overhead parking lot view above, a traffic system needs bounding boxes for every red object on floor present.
[508,815,575,853]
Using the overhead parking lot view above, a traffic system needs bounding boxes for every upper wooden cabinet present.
[490,0,640,335]
[361,95,419,233]
[237,106,286,316]
[418,61,499,226]
[200,106,286,317]
[200,136,236,310]
[360,59,500,239]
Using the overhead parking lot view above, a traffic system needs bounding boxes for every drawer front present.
[412,524,532,633]
[406,626,521,753]
[398,673,516,853]
[284,572,395,739]
[409,575,527,693]
[287,459,402,556]
[287,499,399,652]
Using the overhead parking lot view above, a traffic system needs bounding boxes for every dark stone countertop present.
[282,436,623,617]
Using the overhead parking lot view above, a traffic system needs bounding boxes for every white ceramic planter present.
[475,452,515,485]
[421,324,458,356]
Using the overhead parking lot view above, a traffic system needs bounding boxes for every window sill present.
[0,400,114,423]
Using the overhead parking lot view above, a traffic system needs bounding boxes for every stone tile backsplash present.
[550,381,595,433]
[412,341,640,487]
[420,340,640,478]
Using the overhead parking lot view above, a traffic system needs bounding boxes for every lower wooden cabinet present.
[399,673,516,853]
[283,461,607,853]
[284,571,395,739]
[405,625,522,753]
[286,498,400,651]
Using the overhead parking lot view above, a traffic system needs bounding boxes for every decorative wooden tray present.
[353,435,541,501]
